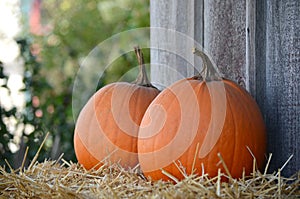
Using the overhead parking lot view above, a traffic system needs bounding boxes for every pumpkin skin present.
[74,47,159,170]
[137,49,266,181]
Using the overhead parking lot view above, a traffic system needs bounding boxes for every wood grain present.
[150,0,203,89]
[263,0,300,176]
[150,0,299,176]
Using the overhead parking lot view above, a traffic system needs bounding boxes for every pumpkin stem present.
[133,46,156,88]
[192,48,222,81]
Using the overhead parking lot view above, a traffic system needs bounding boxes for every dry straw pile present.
[0,135,299,198]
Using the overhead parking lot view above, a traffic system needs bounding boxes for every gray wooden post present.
[259,0,300,177]
[204,1,249,89]
[151,0,299,176]
[150,0,203,89]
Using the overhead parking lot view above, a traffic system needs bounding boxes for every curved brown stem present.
[192,48,222,82]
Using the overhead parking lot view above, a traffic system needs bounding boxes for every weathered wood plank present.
[203,0,248,88]
[150,0,300,176]
[263,0,300,176]
[255,0,267,110]
[150,0,203,89]
[246,0,257,96]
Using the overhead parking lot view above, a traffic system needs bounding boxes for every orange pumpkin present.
[138,48,266,181]
[74,47,159,170]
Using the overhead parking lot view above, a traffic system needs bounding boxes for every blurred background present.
[0,0,150,169]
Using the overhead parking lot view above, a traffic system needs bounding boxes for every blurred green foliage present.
[0,0,150,168]
[0,62,16,166]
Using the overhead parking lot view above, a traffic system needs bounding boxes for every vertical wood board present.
[150,0,300,176]
[264,0,300,176]
[150,0,203,90]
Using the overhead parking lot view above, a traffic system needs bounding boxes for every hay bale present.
[0,157,299,198]
[0,134,299,198]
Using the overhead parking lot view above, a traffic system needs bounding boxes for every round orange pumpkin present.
[137,48,267,181]
[74,47,159,170]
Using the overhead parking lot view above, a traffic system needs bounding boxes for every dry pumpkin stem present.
[133,46,157,88]
[192,47,223,82]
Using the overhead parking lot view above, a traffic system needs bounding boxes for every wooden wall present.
[150,0,299,177]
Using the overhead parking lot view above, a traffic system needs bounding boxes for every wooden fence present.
[150,0,299,177]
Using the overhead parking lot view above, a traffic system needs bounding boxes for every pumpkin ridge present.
[130,86,153,125]
[194,81,211,176]
[74,133,101,169]
[95,85,118,144]
[149,84,185,151]
[95,84,137,153]
[228,83,254,176]
[206,82,225,177]
[130,87,141,125]
[225,85,238,176]
[152,90,180,150]
[236,82,266,170]
[179,81,207,175]
[181,81,205,176]
[224,80,265,176]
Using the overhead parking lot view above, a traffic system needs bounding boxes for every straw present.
[0,134,299,198]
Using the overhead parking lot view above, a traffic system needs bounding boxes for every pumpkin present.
[137,48,266,181]
[74,47,159,170]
